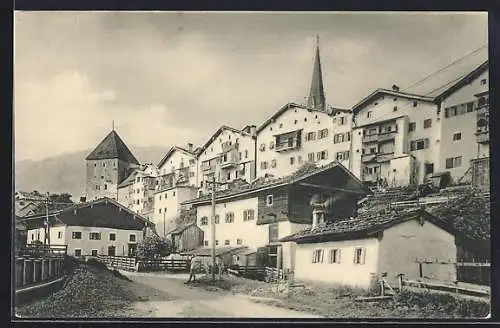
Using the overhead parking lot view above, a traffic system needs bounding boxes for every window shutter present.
[410,141,416,151]
[320,250,324,263]
[424,138,430,148]
[338,249,342,264]
[362,248,366,265]
[353,248,357,264]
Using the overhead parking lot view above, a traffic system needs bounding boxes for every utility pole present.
[45,192,50,246]
[206,175,225,281]
[163,211,166,239]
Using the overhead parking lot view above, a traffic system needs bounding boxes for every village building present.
[154,144,200,237]
[117,163,159,216]
[18,197,153,257]
[350,58,489,187]
[85,129,140,201]
[256,38,352,179]
[166,222,204,253]
[181,161,371,274]
[280,208,459,289]
[197,125,257,194]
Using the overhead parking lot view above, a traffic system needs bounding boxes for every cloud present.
[14,11,488,161]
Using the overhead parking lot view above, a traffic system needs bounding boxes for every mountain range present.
[14,145,170,201]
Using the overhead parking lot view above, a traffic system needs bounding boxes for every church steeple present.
[307,34,326,111]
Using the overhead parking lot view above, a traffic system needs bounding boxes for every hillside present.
[14,145,170,200]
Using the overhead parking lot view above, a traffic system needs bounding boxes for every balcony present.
[376,152,395,163]
[361,153,377,163]
[362,134,378,143]
[476,131,489,144]
[377,130,397,143]
[477,104,489,116]
[201,161,216,172]
[275,139,300,152]
[220,158,237,169]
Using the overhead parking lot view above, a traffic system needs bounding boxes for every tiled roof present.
[168,222,199,235]
[197,125,251,156]
[86,130,139,164]
[280,208,454,243]
[157,145,198,169]
[18,197,152,231]
[403,47,488,98]
[118,171,138,188]
[181,161,372,206]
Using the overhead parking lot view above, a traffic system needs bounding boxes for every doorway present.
[128,244,137,257]
[108,246,116,256]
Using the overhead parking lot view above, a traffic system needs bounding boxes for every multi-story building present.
[85,129,140,201]
[153,144,199,236]
[117,163,159,216]
[182,161,370,273]
[351,60,489,187]
[256,38,352,179]
[197,125,257,194]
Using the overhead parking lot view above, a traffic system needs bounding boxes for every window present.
[290,157,295,165]
[72,231,82,239]
[260,161,268,170]
[269,223,279,243]
[159,208,162,214]
[317,150,328,160]
[312,249,324,263]
[74,249,82,257]
[453,132,462,141]
[95,185,99,190]
[297,156,303,164]
[204,240,209,246]
[259,143,266,151]
[425,163,434,175]
[224,240,230,246]
[445,156,463,169]
[294,120,297,124]
[424,119,432,129]
[200,216,208,225]
[89,232,101,240]
[413,101,418,107]
[173,191,176,196]
[91,250,98,256]
[279,123,283,128]
[215,240,219,246]
[306,132,316,141]
[408,122,416,132]
[237,239,243,245]
[393,106,398,112]
[318,128,329,139]
[109,233,116,241]
[103,163,106,167]
[227,173,231,181]
[243,209,255,221]
[481,78,487,85]
[307,152,315,162]
[328,249,341,264]
[58,231,63,239]
[213,214,219,224]
[271,159,277,168]
[466,102,474,112]
[101,176,104,179]
[354,247,366,265]
[245,150,248,158]
[129,234,136,242]
[367,111,372,118]
[410,138,429,151]
[336,151,349,161]
[266,195,273,206]
[225,212,235,223]
[269,141,275,150]
[31,233,34,241]
[339,116,346,125]
[189,171,195,177]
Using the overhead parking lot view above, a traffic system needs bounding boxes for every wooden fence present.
[95,255,189,272]
[457,262,490,286]
[16,244,68,257]
[96,255,137,271]
[15,255,66,291]
[400,277,489,298]
[264,267,285,283]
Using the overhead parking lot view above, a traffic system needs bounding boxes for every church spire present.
[307,34,326,111]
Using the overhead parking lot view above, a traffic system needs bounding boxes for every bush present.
[136,236,174,260]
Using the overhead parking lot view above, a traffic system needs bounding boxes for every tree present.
[49,193,74,204]
[136,236,175,259]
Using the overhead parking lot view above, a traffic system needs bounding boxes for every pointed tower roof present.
[86,130,140,164]
[307,35,326,112]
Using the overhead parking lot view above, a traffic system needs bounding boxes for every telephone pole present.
[206,175,225,281]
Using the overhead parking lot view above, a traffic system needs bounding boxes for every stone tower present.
[85,129,140,201]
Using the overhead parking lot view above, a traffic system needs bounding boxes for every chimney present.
[311,208,326,229]
[249,125,257,137]
[187,143,193,152]
[392,84,400,92]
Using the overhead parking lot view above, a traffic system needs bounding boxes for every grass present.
[189,274,490,319]
[15,260,172,318]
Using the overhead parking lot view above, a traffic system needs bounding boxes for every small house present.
[280,208,459,289]
[167,222,204,252]
[18,197,154,258]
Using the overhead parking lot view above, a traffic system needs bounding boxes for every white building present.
[20,198,152,257]
[196,125,257,194]
[117,163,159,215]
[256,37,352,179]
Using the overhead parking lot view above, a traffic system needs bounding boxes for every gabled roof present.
[182,161,372,206]
[280,208,457,244]
[432,60,488,100]
[157,146,198,169]
[256,102,352,134]
[18,197,153,231]
[16,202,41,217]
[351,89,435,115]
[168,222,200,235]
[117,171,138,188]
[197,125,251,157]
[86,130,139,164]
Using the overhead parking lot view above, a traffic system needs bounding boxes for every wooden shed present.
[168,222,204,253]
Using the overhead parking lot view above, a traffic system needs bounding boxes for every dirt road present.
[122,272,321,318]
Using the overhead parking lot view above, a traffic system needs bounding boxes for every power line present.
[402,44,487,92]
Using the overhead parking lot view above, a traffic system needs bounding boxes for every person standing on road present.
[185,255,199,284]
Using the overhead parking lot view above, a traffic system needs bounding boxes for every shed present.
[167,222,204,253]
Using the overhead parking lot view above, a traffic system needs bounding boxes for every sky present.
[14,11,488,162]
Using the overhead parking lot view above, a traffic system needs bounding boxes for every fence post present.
[397,273,404,292]
[33,259,39,283]
[23,259,29,286]
[41,259,46,281]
